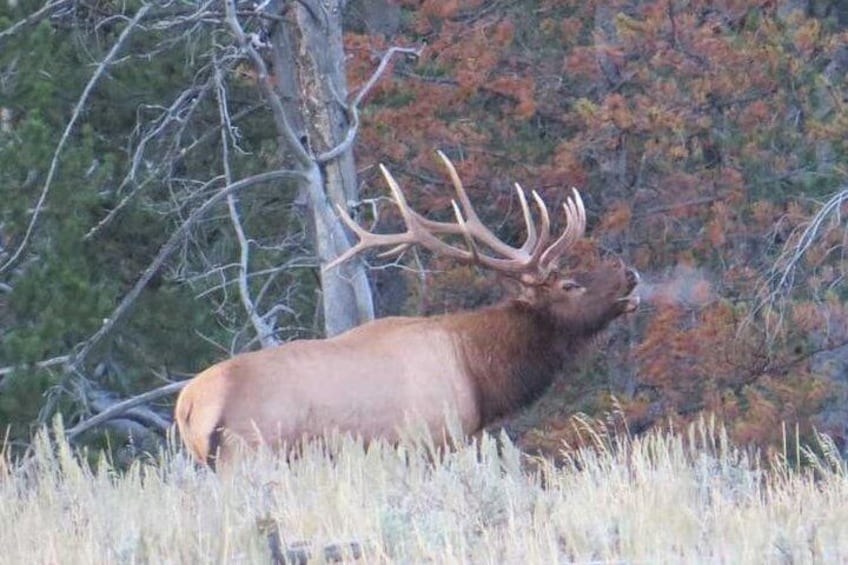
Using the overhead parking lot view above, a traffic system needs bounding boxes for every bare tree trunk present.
[267,0,375,336]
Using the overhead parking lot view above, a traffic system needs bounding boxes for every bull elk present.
[175,152,639,467]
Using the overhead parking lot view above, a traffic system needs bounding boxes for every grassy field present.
[1,417,846,564]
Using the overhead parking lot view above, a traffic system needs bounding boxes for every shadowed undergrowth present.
[1,418,846,564]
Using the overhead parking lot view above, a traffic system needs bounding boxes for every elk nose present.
[625,268,640,288]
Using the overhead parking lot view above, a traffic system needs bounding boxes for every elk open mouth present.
[618,293,640,313]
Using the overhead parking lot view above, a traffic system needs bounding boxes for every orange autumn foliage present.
[345,1,848,458]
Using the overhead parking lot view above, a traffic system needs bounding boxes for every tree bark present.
[268,0,375,336]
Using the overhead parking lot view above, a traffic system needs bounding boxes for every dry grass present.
[1,417,846,564]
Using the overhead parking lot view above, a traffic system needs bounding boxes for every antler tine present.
[377,164,417,227]
[434,150,529,258]
[538,188,586,272]
[514,184,536,253]
[525,188,552,260]
[450,199,481,261]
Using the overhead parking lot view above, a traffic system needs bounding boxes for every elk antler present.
[325,151,586,282]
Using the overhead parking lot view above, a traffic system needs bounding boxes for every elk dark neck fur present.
[445,299,589,426]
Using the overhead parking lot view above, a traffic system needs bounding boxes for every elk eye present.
[561,280,583,292]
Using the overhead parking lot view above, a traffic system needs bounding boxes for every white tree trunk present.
[268,0,375,336]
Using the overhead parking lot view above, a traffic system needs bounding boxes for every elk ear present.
[501,276,528,298]
[501,276,542,303]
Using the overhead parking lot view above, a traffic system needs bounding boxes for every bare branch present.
[84,89,268,241]
[215,56,280,347]
[0,0,72,42]
[190,259,315,298]
[317,46,422,164]
[352,46,422,109]
[753,188,848,338]
[0,354,69,379]
[87,389,171,431]
[65,381,187,441]
[83,83,213,240]
[0,355,70,393]
[0,4,151,275]
[767,189,847,297]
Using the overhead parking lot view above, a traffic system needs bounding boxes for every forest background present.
[0,0,846,464]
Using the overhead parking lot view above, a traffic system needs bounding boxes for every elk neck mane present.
[444,299,588,425]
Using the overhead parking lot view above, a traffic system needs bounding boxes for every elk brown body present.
[175,153,639,467]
